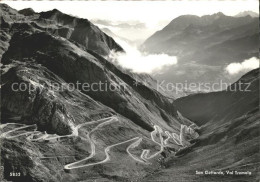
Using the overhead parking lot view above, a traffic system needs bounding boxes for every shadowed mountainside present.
[174,68,259,126]
[143,69,259,182]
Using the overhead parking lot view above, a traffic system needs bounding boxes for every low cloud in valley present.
[108,38,177,74]
[225,57,259,75]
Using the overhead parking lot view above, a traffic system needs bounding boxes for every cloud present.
[225,57,259,75]
[108,38,177,74]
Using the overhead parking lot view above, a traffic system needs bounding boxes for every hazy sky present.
[3,0,259,28]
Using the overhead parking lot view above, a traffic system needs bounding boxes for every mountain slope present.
[2,31,185,131]
[0,4,198,182]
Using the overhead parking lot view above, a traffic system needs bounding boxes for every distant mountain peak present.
[213,12,225,16]
[235,11,259,17]
[209,12,226,20]
[40,8,64,18]
[50,8,61,14]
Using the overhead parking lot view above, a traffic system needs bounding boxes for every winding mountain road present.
[126,137,148,164]
[0,117,198,169]
[0,124,38,139]
[64,136,142,170]
[141,125,164,161]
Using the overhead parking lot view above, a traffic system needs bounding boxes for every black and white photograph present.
[0,0,259,181]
